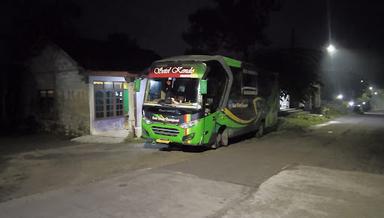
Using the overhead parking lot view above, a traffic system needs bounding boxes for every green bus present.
[137,55,279,148]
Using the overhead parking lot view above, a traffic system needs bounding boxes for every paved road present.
[1,114,384,217]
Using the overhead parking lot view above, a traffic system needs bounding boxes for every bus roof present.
[154,55,242,68]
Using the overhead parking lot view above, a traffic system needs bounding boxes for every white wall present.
[280,94,290,110]
[134,78,147,137]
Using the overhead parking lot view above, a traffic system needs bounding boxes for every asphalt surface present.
[1,114,384,217]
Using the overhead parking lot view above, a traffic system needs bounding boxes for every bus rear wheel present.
[255,121,265,138]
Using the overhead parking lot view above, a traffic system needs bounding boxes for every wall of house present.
[56,70,90,136]
[28,44,90,136]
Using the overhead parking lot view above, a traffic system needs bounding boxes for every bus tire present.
[221,128,229,146]
[213,128,229,148]
[211,133,220,149]
[255,121,265,138]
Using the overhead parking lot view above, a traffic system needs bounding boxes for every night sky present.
[3,0,384,83]
[76,0,210,57]
[74,0,384,57]
[267,0,384,50]
[266,0,384,85]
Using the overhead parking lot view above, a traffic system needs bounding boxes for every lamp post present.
[326,0,337,56]
[336,94,343,100]
[327,44,336,55]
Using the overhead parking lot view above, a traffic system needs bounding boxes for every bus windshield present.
[144,78,201,109]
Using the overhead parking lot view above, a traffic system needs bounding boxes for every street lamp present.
[326,0,336,56]
[336,94,343,100]
[348,100,354,107]
[327,44,336,55]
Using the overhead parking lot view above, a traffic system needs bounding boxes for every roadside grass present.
[278,112,331,131]
[321,102,349,118]
[278,102,349,132]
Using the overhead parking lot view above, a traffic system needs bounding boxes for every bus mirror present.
[200,80,207,95]
[134,79,141,92]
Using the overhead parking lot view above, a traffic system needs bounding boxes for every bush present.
[321,101,348,118]
[278,112,330,131]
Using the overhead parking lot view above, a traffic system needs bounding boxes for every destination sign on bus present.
[148,64,206,78]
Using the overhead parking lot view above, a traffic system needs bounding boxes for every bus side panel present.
[202,113,216,145]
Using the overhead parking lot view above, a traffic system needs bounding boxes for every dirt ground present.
[0,134,200,202]
[1,114,384,205]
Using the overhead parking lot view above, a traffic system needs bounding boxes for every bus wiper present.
[157,100,176,108]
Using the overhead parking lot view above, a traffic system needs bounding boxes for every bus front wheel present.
[213,128,229,148]
[221,129,229,146]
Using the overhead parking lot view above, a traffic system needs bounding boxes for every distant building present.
[25,38,160,137]
[304,83,321,112]
[280,93,290,110]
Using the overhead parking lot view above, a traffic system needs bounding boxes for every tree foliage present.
[183,0,280,58]
[253,48,323,102]
[1,0,82,132]
[8,0,82,60]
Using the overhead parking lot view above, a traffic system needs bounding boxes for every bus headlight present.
[180,120,198,128]
[143,117,152,124]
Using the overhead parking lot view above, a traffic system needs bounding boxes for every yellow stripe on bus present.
[223,97,263,125]
[223,108,256,124]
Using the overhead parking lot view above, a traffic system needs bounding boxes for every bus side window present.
[205,61,227,112]
[229,67,242,98]
[242,69,258,96]
[228,67,259,121]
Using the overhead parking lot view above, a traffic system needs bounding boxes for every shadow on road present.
[142,131,265,153]
[143,141,208,153]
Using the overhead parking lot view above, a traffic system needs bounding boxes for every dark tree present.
[183,0,281,59]
[107,33,140,50]
[253,48,323,103]
[56,34,161,72]
[0,0,82,133]
[9,0,82,59]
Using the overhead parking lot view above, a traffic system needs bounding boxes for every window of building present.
[94,81,124,119]
[38,89,55,119]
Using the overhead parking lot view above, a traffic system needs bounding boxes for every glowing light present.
[336,94,343,100]
[369,86,373,90]
[348,101,354,107]
[360,80,364,83]
[374,91,378,95]
[327,44,336,54]
[362,102,366,105]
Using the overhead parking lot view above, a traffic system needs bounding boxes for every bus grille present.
[152,127,180,136]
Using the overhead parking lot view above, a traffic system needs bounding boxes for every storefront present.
[88,72,137,137]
